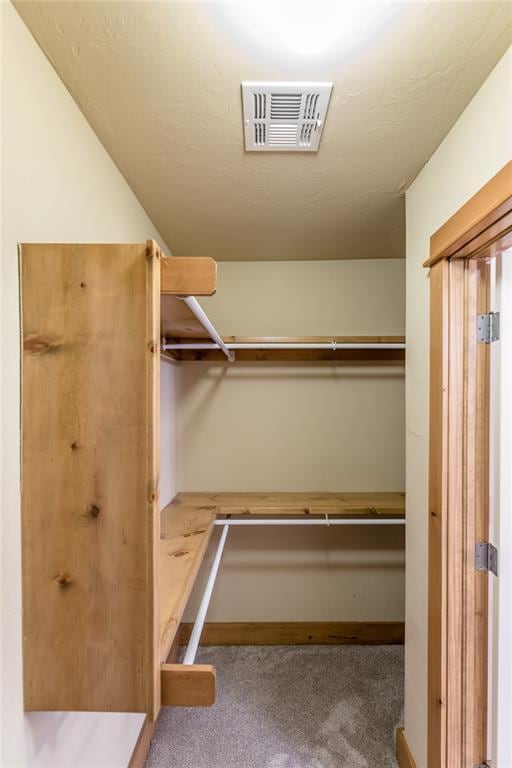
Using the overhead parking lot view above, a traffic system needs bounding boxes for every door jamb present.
[425,160,512,768]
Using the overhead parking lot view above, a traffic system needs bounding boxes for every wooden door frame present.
[425,161,512,768]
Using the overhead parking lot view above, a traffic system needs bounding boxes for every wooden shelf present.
[160,492,404,657]
[160,296,210,343]
[159,505,215,663]
[158,490,405,704]
[158,253,404,363]
[171,491,405,518]
[158,255,405,364]
[162,335,406,363]
[161,256,216,297]
[159,253,217,348]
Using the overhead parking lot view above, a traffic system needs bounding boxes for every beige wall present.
[404,46,512,768]
[177,362,404,492]
[1,4,173,766]
[195,258,406,337]
[179,258,406,622]
[178,258,405,492]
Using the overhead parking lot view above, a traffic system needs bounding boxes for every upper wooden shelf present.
[160,253,217,342]
[161,255,216,297]
[160,295,211,340]
[161,336,406,363]
[159,251,405,364]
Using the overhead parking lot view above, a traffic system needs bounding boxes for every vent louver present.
[242,81,333,152]
[253,93,266,119]
[268,124,298,147]
[270,93,302,120]
[300,122,315,147]
[254,122,266,146]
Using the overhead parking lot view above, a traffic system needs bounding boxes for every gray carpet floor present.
[146,645,404,768]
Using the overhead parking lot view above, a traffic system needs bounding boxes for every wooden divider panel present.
[20,243,159,712]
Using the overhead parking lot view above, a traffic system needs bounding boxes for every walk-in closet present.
[20,240,406,767]
[4,3,511,768]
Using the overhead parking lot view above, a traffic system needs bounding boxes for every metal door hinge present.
[475,542,498,576]
[477,312,500,343]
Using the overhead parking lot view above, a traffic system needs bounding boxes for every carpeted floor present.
[146,645,404,768]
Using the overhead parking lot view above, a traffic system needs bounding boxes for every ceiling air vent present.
[242,81,333,152]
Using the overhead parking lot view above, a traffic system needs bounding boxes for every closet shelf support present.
[182,524,230,665]
[177,296,235,362]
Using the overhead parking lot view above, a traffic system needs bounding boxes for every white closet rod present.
[162,341,406,351]
[177,296,235,362]
[182,524,230,665]
[181,515,404,665]
[214,518,405,526]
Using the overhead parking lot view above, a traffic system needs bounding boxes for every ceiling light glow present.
[223,1,384,56]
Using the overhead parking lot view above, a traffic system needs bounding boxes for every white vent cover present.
[242,81,333,152]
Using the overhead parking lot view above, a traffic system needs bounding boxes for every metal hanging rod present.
[214,518,405,526]
[182,524,230,665]
[162,341,406,352]
[180,514,405,666]
[176,296,235,362]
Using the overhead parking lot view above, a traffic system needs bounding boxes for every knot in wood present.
[55,574,72,589]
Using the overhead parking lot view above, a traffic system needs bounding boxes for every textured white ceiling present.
[15,1,512,260]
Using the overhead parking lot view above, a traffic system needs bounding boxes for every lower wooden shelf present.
[158,490,405,709]
[170,491,406,518]
[160,505,215,664]
[160,491,405,659]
